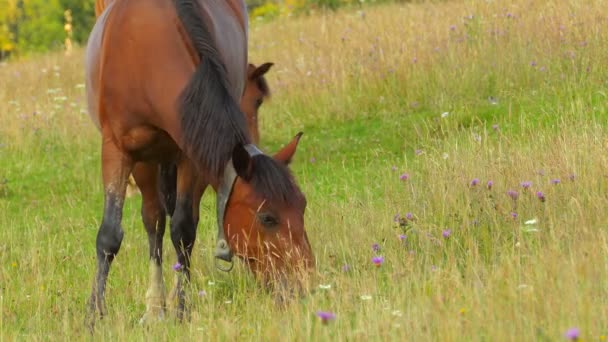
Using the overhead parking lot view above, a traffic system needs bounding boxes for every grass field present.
[1,0,607,340]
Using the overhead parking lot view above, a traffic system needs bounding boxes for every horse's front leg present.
[132,162,168,323]
[168,158,206,321]
[86,137,133,330]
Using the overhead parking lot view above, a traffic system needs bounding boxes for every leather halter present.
[214,144,263,272]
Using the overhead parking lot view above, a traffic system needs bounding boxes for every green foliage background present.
[0,0,415,59]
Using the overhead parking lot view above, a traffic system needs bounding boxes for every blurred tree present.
[15,0,64,52]
[59,0,95,44]
[0,0,18,58]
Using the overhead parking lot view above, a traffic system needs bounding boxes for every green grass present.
[1,0,608,340]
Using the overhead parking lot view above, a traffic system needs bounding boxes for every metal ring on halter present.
[214,255,234,272]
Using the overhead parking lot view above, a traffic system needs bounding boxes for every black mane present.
[173,0,299,204]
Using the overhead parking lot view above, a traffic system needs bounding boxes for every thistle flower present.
[521,181,532,189]
[405,212,414,220]
[172,262,182,271]
[551,179,561,185]
[372,243,380,252]
[564,327,580,340]
[372,256,384,267]
[470,178,479,187]
[536,191,546,202]
[316,311,336,324]
[507,190,519,200]
[442,229,451,238]
[400,173,409,181]
[487,180,494,190]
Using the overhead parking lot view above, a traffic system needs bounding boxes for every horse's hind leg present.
[86,137,133,328]
[168,158,206,320]
[132,162,167,323]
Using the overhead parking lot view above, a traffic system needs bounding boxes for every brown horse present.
[95,0,274,147]
[85,0,314,327]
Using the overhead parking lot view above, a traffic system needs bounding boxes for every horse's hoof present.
[139,309,165,325]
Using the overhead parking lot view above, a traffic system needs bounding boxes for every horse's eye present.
[257,212,279,228]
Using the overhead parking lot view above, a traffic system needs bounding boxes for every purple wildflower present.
[198,290,207,297]
[442,229,451,238]
[551,179,561,185]
[492,124,499,131]
[310,157,316,163]
[511,212,518,219]
[530,61,537,67]
[400,173,409,181]
[172,262,182,271]
[487,180,494,190]
[393,213,400,223]
[536,191,546,202]
[342,264,350,272]
[316,311,336,324]
[507,190,519,200]
[450,25,456,31]
[521,181,532,190]
[399,234,407,241]
[470,178,480,187]
[372,243,380,252]
[564,327,580,340]
[372,256,384,267]
[415,149,423,155]
[391,165,397,171]
[405,212,414,220]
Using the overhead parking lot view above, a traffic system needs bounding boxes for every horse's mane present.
[173,0,299,204]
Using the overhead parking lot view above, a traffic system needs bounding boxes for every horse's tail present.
[172,0,251,183]
[95,0,109,17]
[158,163,177,217]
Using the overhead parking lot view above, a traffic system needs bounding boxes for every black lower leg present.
[88,192,125,320]
[144,204,166,265]
[170,195,198,318]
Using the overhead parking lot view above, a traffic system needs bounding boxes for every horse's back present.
[85,1,115,129]
[86,0,248,142]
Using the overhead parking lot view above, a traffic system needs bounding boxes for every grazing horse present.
[85,0,314,327]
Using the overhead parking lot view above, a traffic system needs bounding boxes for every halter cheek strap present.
[214,144,263,272]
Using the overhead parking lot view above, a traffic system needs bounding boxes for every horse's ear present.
[249,62,274,80]
[233,144,254,181]
[273,132,303,165]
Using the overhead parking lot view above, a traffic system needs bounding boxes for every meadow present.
[1,0,607,340]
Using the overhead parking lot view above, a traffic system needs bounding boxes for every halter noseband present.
[214,144,263,272]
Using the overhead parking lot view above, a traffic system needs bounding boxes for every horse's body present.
[85,0,313,328]
[91,0,273,198]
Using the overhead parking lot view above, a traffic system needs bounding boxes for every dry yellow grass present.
[0,0,607,340]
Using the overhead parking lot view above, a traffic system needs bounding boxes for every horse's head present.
[220,132,314,293]
[240,62,273,145]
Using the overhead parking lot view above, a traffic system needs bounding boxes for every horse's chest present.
[121,126,179,163]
